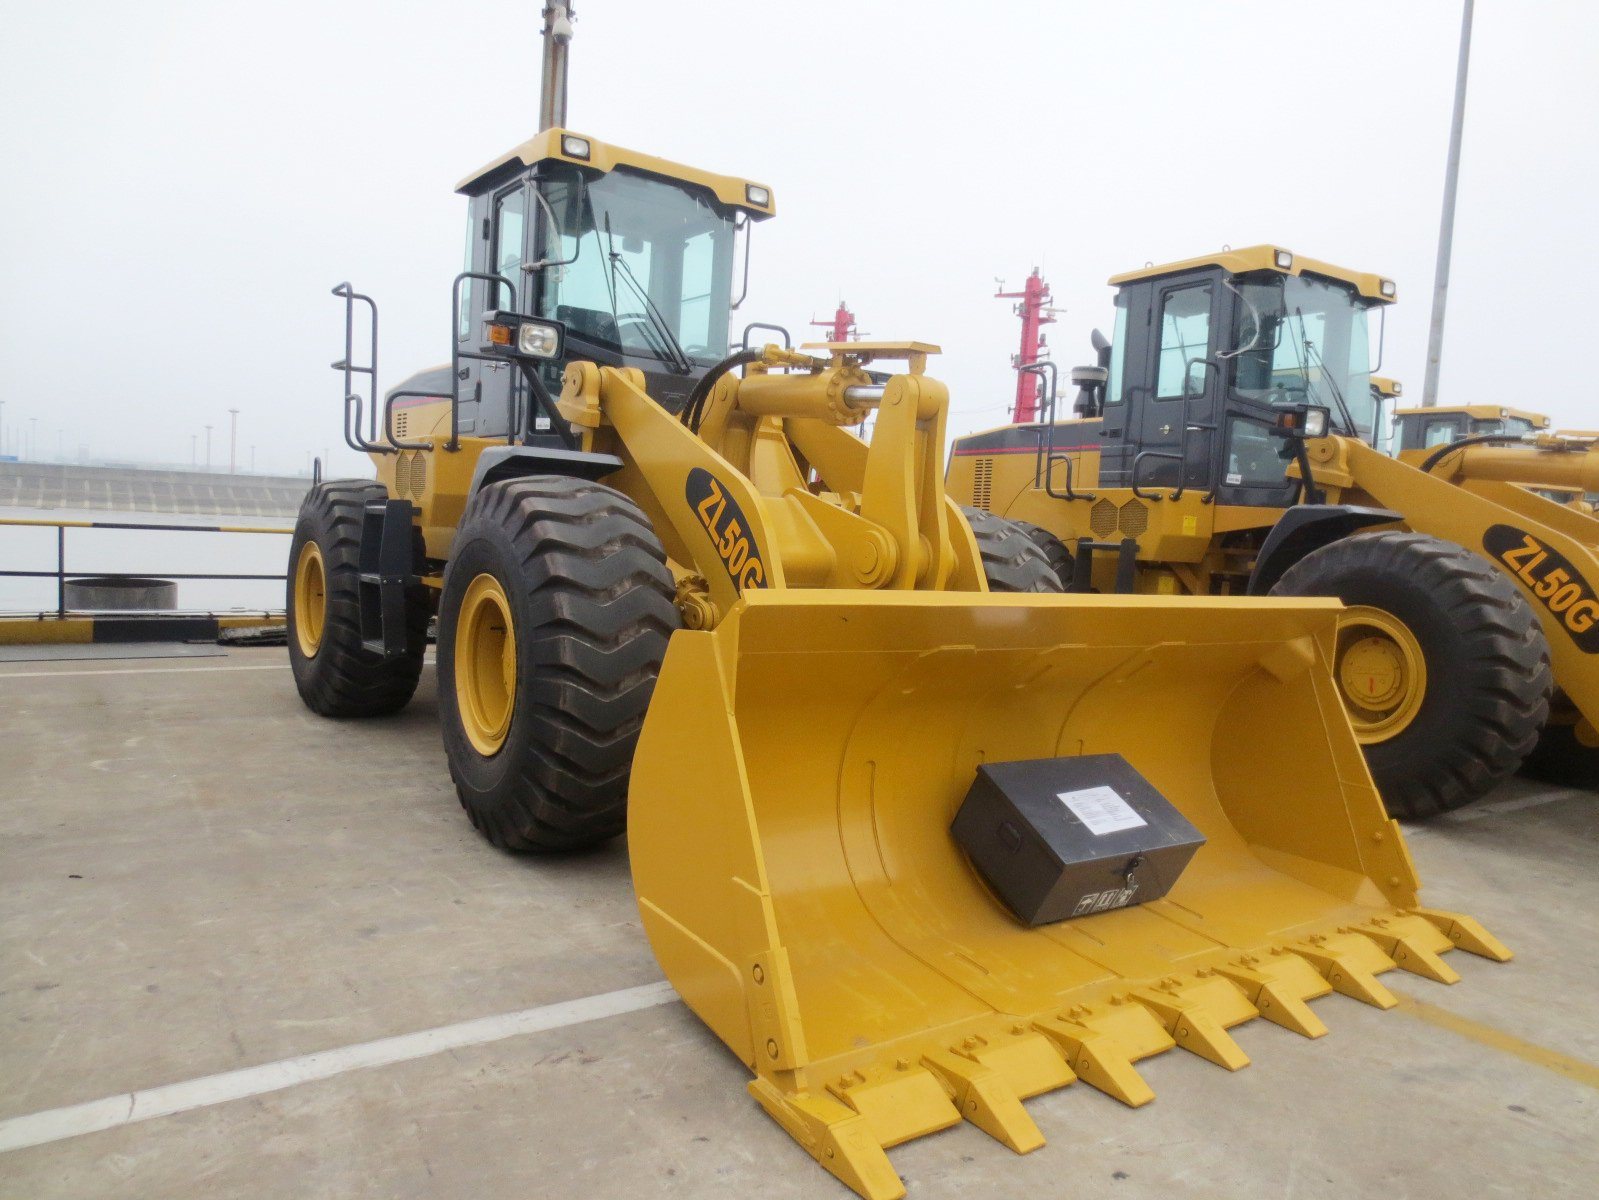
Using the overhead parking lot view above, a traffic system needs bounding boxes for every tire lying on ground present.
[1007,518,1074,588]
[288,480,429,717]
[437,476,680,852]
[961,507,1066,594]
[1271,530,1552,819]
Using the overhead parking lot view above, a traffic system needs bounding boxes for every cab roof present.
[1393,405,1551,426]
[1109,245,1395,303]
[455,127,775,219]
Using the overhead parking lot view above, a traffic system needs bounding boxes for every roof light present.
[560,134,591,160]
[1392,380,1403,396]
[745,183,771,207]
[1273,249,1294,270]
[1380,278,1397,298]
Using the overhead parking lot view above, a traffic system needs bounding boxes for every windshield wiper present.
[603,214,693,375]
[1293,307,1359,436]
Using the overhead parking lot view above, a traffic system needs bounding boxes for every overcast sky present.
[1,0,1595,477]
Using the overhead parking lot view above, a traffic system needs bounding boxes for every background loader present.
[948,246,1599,808]
[286,140,1510,1198]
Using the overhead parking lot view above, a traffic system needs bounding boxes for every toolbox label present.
[1059,785,1147,836]
[1483,524,1599,652]
[686,468,768,592]
[1072,885,1139,916]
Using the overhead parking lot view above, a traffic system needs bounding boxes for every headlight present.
[518,320,561,358]
[1303,406,1329,438]
[561,134,591,160]
[1274,249,1293,269]
[1380,278,1397,298]
[746,183,770,207]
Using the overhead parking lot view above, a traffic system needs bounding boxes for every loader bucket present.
[628,592,1509,1200]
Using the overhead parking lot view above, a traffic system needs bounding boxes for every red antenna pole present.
[810,300,858,343]
[995,269,1056,423]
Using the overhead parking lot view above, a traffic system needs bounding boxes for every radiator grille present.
[1090,498,1119,539]
[394,410,409,439]
[408,451,427,498]
[972,458,993,510]
[1119,500,1149,537]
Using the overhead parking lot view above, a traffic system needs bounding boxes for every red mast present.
[811,300,858,343]
[995,269,1056,423]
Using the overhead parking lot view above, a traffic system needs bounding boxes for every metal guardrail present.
[0,516,291,618]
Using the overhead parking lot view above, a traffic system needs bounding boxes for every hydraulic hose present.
[1419,433,1531,475]
[681,348,767,433]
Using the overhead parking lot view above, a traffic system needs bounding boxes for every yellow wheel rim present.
[293,541,327,658]
[1335,605,1427,744]
[456,573,517,756]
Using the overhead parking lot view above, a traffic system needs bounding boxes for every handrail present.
[384,390,450,451]
[0,516,291,618]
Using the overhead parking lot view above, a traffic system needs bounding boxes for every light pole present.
[204,424,213,471]
[250,444,256,472]
[191,434,197,466]
[228,408,239,474]
[1422,0,1474,408]
[29,417,38,461]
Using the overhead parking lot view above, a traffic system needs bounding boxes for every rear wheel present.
[1009,519,1073,587]
[438,476,680,852]
[287,480,428,717]
[1521,698,1599,790]
[962,508,1065,593]
[1272,530,1552,819]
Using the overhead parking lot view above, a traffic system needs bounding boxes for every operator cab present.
[409,129,774,445]
[1391,404,1550,457]
[1081,246,1394,508]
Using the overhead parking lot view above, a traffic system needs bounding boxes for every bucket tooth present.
[1033,1003,1172,1108]
[1289,933,1399,1009]
[1216,953,1333,1040]
[1410,907,1514,962]
[750,1079,905,1200]
[1131,976,1255,1072]
[955,1026,1076,1099]
[826,1064,962,1149]
[1348,916,1460,985]
[921,1049,1044,1154]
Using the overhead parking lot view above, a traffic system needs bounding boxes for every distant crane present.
[995,268,1059,423]
[810,300,859,344]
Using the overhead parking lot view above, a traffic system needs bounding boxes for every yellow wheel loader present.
[949,246,1599,809]
[288,148,1509,1199]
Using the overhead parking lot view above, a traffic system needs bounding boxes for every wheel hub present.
[1335,606,1427,744]
[293,541,327,658]
[456,573,516,756]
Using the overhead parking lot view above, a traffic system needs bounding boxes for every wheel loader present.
[287,145,1510,1198]
[948,246,1599,808]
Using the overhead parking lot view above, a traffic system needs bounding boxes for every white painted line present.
[0,663,292,680]
[0,658,435,680]
[0,980,678,1154]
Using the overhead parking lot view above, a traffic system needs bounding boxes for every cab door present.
[1133,279,1218,490]
[456,182,528,439]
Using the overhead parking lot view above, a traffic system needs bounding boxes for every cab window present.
[1103,295,1130,405]
[493,188,527,281]
[1156,286,1211,399]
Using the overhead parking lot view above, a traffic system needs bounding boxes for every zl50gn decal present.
[686,467,767,592]
[1483,524,1599,652]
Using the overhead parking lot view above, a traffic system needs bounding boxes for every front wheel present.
[1271,530,1552,819]
[962,508,1064,593]
[437,476,680,852]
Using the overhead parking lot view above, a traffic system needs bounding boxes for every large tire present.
[1271,530,1552,819]
[962,508,1065,593]
[287,480,428,717]
[437,476,680,852]
[1521,698,1599,790]
[1009,519,1073,587]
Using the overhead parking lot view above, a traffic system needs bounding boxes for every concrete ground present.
[1,648,1595,1199]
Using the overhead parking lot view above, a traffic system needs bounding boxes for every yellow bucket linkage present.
[629,591,1510,1200]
